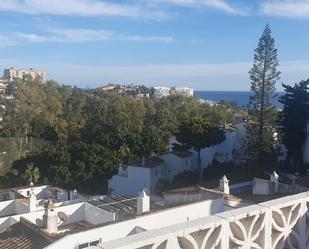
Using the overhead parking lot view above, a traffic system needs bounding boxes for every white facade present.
[108,153,192,196]
[153,87,170,98]
[174,87,194,96]
[160,152,192,180]
[153,86,194,98]
[108,164,163,196]
[3,67,46,82]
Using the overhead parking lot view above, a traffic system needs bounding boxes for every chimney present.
[137,188,150,215]
[219,175,230,195]
[270,171,279,193]
[141,157,146,166]
[28,189,37,212]
[43,199,58,234]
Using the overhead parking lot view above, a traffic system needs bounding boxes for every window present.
[89,240,100,246]
[78,243,88,249]
[155,170,158,176]
[77,239,101,249]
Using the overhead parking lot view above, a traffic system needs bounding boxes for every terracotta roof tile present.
[0,221,52,249]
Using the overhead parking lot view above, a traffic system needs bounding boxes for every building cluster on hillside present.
[97,84,150,98]
[0,67,45,96]
[109,125,236,196]
[153,86,194,98]
[109,119,309,197]
[0,172,308,248]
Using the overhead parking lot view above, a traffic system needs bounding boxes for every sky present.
[0,0,309,91]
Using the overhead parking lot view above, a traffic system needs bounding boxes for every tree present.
[279,79,309,172]
[247,24,281,172]
[22,162,40,184]
[176,116,225,177]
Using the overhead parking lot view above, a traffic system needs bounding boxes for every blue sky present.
[0,0,309,90]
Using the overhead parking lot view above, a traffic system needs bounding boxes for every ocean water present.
[195,91,283,108]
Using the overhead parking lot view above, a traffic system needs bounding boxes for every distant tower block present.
[219,175,230,195]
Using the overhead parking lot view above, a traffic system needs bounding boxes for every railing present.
[100,191,309,249]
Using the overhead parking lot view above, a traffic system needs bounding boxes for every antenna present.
[57,212,68,223]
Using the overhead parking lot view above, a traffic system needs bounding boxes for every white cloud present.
[261,0,309,19]
[0,0,250,19]
[0,0,167,19]
[0,35,16,46]
[14,28,174,44]
[145,0,249,15]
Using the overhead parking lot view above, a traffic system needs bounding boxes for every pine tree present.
[279,80,309,173]
[247,24,281,172]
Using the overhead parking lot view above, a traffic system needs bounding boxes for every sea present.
[195,91,283,108]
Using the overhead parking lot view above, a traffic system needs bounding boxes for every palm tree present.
[23,162,40,184]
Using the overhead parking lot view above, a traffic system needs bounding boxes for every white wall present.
[191,146,216,170]
[17,185,48,198]
[109,166,152,196]
[0,200,15,217]
[15,199,30,214]
[84,203,115,225]
[45,198,224,249]
[160,153,191,181]
[215,130,236,162]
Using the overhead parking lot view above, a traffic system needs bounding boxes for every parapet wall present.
[99,191,309,249]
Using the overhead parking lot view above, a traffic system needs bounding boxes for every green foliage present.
[279,79,309,172]
[22,162,40,184]
[176,116,225,154]
[0,80,244,193]
[247,24,280,171]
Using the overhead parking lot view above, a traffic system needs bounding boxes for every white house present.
[108,157,164,196]
[108,150,196,196]
[109,126,241,197]
[160,150,193,180]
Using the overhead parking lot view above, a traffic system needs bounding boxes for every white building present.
[153,87,170,98]
[108,151,194,196]
[3,67,46,82]
[109,128,238,197]
[108,157,164,196]
[153,86,194,98]
[174,87,194,96]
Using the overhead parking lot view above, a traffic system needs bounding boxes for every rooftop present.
[0,218,52,249]
[131,156,164,168]
[88,194,161,221]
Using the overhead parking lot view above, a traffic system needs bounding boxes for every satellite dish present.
[58,212,68,223]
